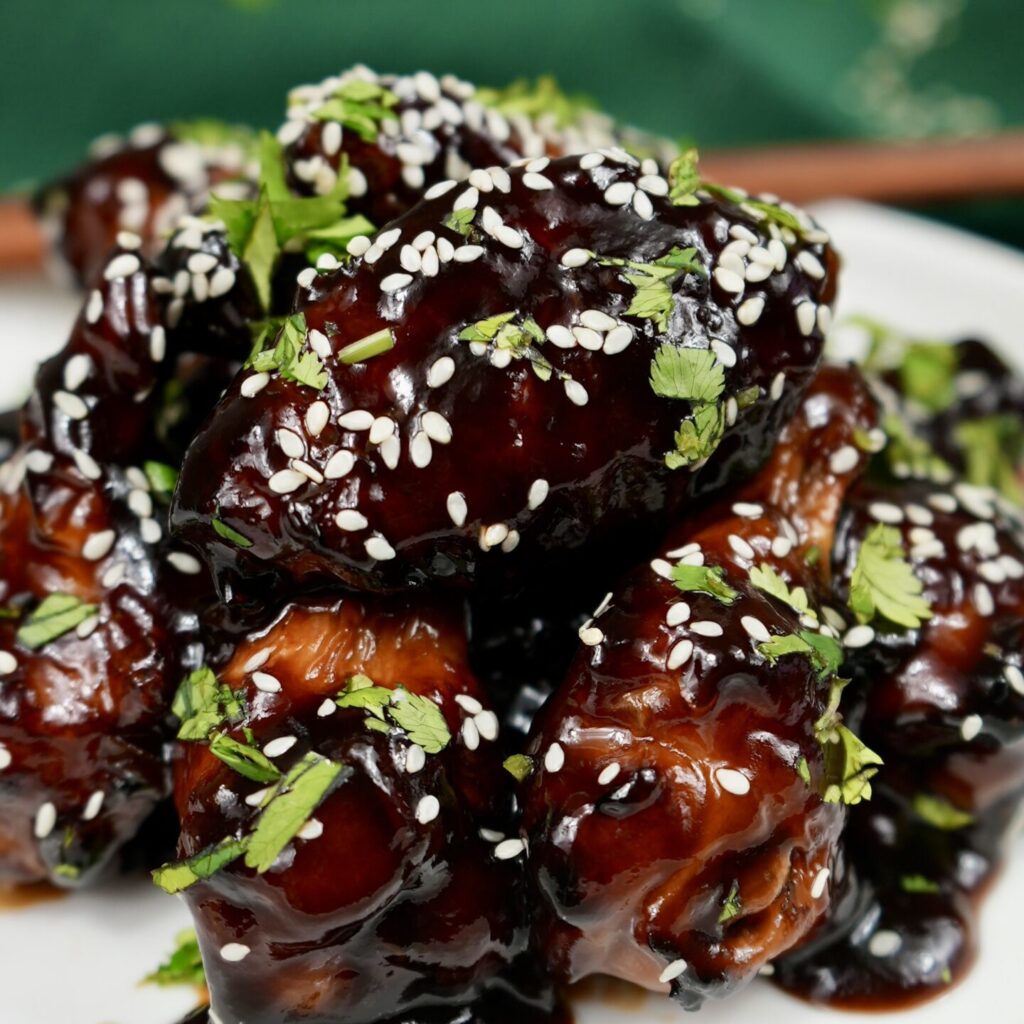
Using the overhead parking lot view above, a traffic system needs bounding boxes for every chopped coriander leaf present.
[244,752,349,872]
[388,689,452,754]
[458,312,516,343]
[338,328,396,365]
[303,212,376,263]
[53,863,81,880]
[798,630,845,679]
[848,524,933,629]
[240,191,278,313]
[0,606,19,620]
[702,182,805,235]
[503,754,535,782]
[336,677,394,719]
[209,733,282,784]
[144,929,206,988]
[749,564,814,618]
[912,794,974,830]
[649,345,725,404]
[796,756,811,785]
[900,343,958,413]
[475,75,595,128]
[955,414,1024,507]
[821,725,882,805]
[172,667,244,742]
[757,632,813,664]
[941,967,953,984]
[144,461,179,499]
[212,515,253,549]
[718,881,741,924]
[248,313,328,390]
[311,80,399,141]
[900,874,941,894]
[16,594,97,651]
[169,119,257,158]
[444,207,476,236]
[880,412,953,483]
[152,836,249,894]
[666,402,726,470]
[667,148,701,206]
[671,563,738,604]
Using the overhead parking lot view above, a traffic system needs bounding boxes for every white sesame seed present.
[244,786,273,807]
[770,372,786,401]
[453,244,484,263]
[817,305,832,334]
[347,235,372,257]
[573,326,602,351]
[869,502,904,524]
[598,763,621,786]
[603,181,636,206]
[455,693,484,715]
[453,186,479,211]
[104,253,141,279]
[220,943,250,963]
[651,558,674,579]
[829,446,859,475]
[324,450,355,479]
[974,583,995,617]
[367,416,394,446]
[544,742,565,773]
[416,795,441,824]
[276,428,305,459]
[495,225,523,249]
[447,491,467,527]
[523,478,550,511]
[580,152,604,170]
[494,838,526,860]
[741,616,771,643]
[317,698,336,718]
[25,449,54,474]
[338,410,374,431]
[691,620,724,637]
[960,714,983,742]
[795,302,817,336]
[335,509,368,532]
[564,379,589,406]
[811,867,830,899]
[561,248,591,268]
[843,624,876,649]
[713,267,745,294]
[461,716,481,751]
[307,329,332,360]
[73,449,101,480]
[54,390,89,420]
[603,324,634,354]
[365,534,396,561]
[579,625,603,646]
[127,488,153,519]
[405,744,426,774]
[716,767,750,795]
[666,602,690,627]
[796,250,825,280]
[241,372,269,398]
[297,818,324,841]
[263,735,297,759]
[427,357,455,388]
[710,340,737,368]
[85,289,104,324]
[252,671,281,694]
[580,309,617,332]
[82,529,116,561]
[728,534,755,560]
[34,802,57,839]
[667,638,694,669]
[82,790,105,822]
[523,172,554,191]
[659,959,687,984]
[545,324,575,349]
[242,649,270,674]
[1004,664,1024,695]
[167,551,202,575]
[380,273,413,293]
[732,502,763,519]
[63,353,92,392]
[291,460,324,487]
[410,431,433,468]
[422,411,452,444]
[0,651,17,675]
[868,930,902,958]
[0,743,10,770]
[268,469,306,495]
[475,710,500,741]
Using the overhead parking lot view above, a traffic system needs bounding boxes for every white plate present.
[1,201,1022,1024]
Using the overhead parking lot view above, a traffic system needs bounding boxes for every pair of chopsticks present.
[3,131,1023,273]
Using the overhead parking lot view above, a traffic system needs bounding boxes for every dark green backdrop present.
[2,0,1021,245]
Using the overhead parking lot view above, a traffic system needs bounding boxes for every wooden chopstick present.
[697,131,1024,205]
[2,131,1022,275]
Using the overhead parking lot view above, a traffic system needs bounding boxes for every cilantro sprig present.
[310,79,399,141]
[336,674,452,754]
[16,594,97,651]
[757,630,843,680]
[671,563,738,604]
[848,524,933,629]
[503,753,536,782]
[597,247,704,334]
[955,414,1024,507]
[475,75,596,128]
[246,313,328,390]
[458,312,555,381]
[812,678,883,805]
[171,666,245,742]
[912,793,974,830]
[144,929,205,989]
[718,881,741,924]
[749,564,816,622]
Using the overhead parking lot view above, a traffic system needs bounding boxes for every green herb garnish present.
[503,754,536,782]
[954,414,1024,507]
[475,75,595,128]
[749,563,815,621]
[335,675,452,754]
[848,524,932,629]
[16,594,97,651]
[144,929,206,988]
[814,678,883,805]
[209,733,282,784]
[444,207,477,236]
[718,881,742,924]
[143,461,179,499]
[900,874,941,894]
[247,313,328,390]
[337,327,396,364]
[310,79,399,141]
[212,515,253,549]
[171,667,245,742]
[671,563,738,604]
[152,836,250,894]
[913,793,974,830]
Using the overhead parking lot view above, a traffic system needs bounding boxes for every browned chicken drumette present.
[161,596,553,1024]
[513,366,879,1009]
[171,152,836,594]
[774,465,1024,1007]
[34,121,257,286]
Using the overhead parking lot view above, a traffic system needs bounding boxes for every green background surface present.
[2,0,1021,246]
